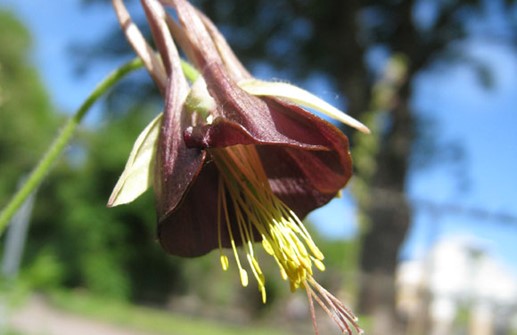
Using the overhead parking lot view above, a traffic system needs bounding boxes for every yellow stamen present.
[211,149,363,332]
[220,255,229,271]
[218,175,248,287]
[210,144,325,302]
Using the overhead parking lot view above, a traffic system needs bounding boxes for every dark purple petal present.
[199,63,347,148]
[182,76,352,219]
[142,0,178,78]
[162,0,220,69]
[154,76,206,222]
[158,162,257,257]
[157,163,220,257]
[258,144,351,219]
[259,97,353,198]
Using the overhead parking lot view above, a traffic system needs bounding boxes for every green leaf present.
[107,113,162,207]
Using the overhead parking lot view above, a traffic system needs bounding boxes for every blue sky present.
[2,1,517,273]
[1,1,123,119]
[408,40,517,273]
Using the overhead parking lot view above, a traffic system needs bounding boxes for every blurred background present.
[1,0,517,334]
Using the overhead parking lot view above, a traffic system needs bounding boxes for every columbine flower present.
[108,0,367,333]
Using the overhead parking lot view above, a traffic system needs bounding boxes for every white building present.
[396,236,517,335]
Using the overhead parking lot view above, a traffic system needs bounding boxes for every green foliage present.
[2,329,25,335]
[20,248,64,291]
[0,9,63,298]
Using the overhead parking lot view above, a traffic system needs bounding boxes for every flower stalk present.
[0,58,143,236]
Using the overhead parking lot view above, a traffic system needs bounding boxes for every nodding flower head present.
[109,0,367,333]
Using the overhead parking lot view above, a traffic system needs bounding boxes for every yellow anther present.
[262,239,274,255]
[299,257,312,272]
[312,258,326,272]
[239,268,249,287]
[280,267,288,281]
[260,285,267,304]
[306,242,325,261]
[211,144,327,301]
[291,233,309,257]
[220,255,229,271]
[248,255,265,286]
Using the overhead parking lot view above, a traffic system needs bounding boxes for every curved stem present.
[0,58,144,235]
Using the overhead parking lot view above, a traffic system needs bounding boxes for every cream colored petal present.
[239,79,370,134]
[107,113,162,207]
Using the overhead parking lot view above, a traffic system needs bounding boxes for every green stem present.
[0,58,144,235]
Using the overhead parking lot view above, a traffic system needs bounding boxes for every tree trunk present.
[334,1,417,333]
[357,79,413,333]
[334,0,370,121]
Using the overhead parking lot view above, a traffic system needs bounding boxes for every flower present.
[109,0,367,333]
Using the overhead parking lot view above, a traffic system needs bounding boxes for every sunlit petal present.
[107,113,161,207]
[239,79,370,134]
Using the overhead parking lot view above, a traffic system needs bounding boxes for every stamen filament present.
[219,175,248,286]
[211,144,360,333]
[217,177,229,270]
[211,145,325,292]
[304,276,363,334]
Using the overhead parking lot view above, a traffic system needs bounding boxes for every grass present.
[48,290,295,335]
[4,330,26,335]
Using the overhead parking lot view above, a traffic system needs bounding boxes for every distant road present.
[9,295,156,335]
